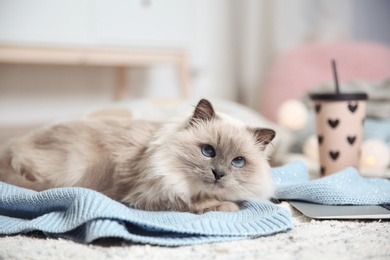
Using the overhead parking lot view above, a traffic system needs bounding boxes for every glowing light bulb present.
[277,100,308,131]
[360,139,390,170]
[364,156,376,167]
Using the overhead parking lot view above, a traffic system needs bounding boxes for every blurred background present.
[0,0,389,136]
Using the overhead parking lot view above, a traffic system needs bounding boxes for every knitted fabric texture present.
[1,161,389,246]
[273,161,390,205]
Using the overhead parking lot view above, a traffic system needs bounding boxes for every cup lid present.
[309,92,368,101]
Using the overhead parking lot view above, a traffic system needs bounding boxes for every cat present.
[0,99,275,214]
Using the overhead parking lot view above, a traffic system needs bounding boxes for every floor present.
[1,203,389,260]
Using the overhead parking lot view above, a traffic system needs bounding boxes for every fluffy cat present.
[0,99,275,214]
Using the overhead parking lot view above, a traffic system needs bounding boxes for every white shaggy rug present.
[1,202,389,260]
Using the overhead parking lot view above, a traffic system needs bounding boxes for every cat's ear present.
[190,99,215,125]
[251,128,275,150]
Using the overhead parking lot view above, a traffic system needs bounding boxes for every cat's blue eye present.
[232,157,246,168]
[201,144,215,157]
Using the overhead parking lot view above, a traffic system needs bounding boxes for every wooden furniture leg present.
[177,54,191,97]
[116,67,127,100]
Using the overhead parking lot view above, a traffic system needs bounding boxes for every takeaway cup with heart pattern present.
[309,93,368,176]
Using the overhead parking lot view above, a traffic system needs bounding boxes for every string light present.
[360,139,390,170]
[277,99,308,131]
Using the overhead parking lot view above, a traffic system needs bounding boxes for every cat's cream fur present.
[0,99,275,214]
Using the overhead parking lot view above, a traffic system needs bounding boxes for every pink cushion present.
[260,42,390,122]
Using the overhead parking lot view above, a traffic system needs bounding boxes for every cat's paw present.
[199,201,239,214]
[214,201,240,212]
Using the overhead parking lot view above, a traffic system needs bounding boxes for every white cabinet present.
[94,0,191,48]
[0,0,191,48]
[0,0,92,45]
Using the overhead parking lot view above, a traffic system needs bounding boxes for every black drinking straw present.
[332,59,340,94]
[310,60,367,101]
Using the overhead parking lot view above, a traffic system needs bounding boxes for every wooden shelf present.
[0,44,191,100]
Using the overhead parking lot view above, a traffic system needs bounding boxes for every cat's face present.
[166,99,275,201]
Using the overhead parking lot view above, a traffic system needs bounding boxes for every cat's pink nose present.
[212,169,225,180]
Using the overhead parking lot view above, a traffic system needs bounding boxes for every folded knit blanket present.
[1,161,389,246]
[273,161,390,205]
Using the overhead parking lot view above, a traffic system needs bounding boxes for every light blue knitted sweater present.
[0,161,389,246]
